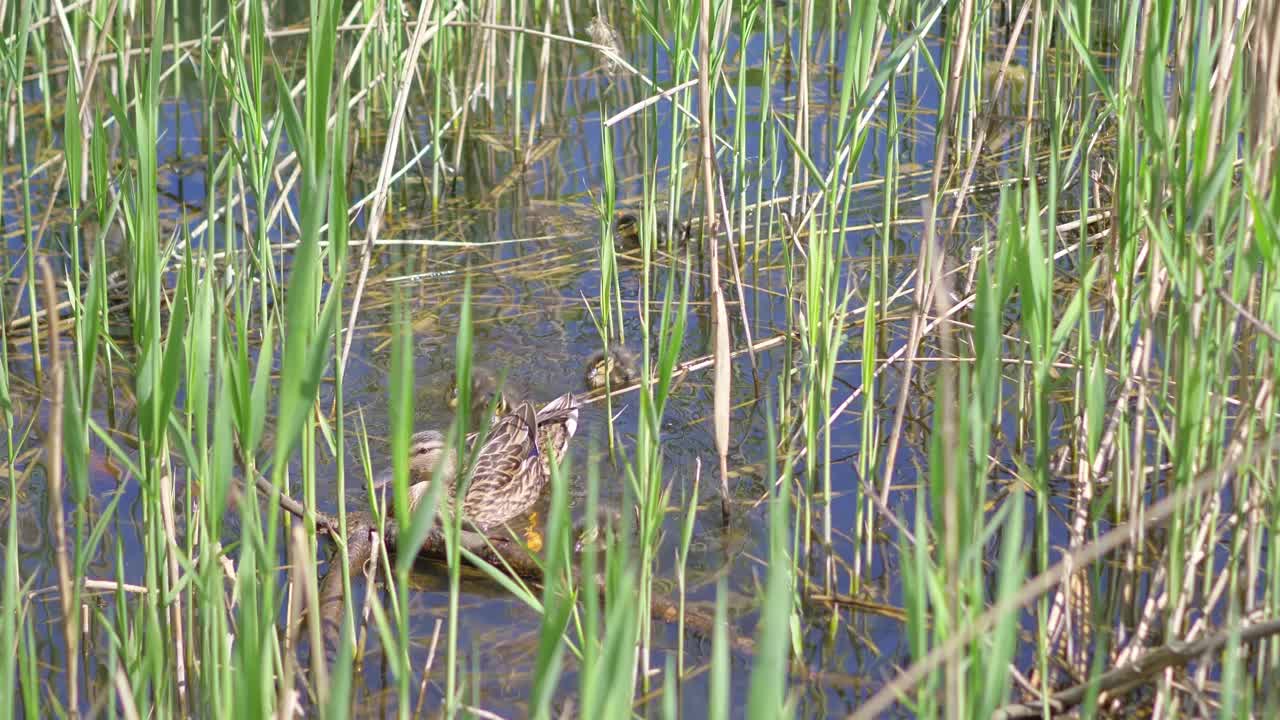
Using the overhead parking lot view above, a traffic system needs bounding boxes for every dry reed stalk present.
[603,79,699,128]
[339,1,441,378]
[279,539,303,720]
[450,1,489,178]
[880,0,974,508]
[412,619,444,717]
[714,288,732,524]
[112,663,142,720]
[1248,0,1279,200]
[294,524,330,708]
[159,472,188,713]
[994,617,1280,719]
[696,0,732,525]
[944,0,1033,236]
[717,177,759,375]
[354,526,382,663]
[37,257,78,717]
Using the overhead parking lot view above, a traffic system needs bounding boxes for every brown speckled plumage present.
[401,392,579,532]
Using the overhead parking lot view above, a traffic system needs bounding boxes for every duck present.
[381,392,580,533]
[585,346,639,391]
[445,367,519,422]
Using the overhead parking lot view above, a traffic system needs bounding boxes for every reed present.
[2,0,1278,716]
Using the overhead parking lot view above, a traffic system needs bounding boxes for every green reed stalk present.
[0,234,19,720]
[111,7,184,707]
[859,85,895,579]
[579,503,639,720]
[674,464,700,680]
[19,604,38,719]
[729,1,757,261]
[571,442,603,711]
[597,171,622,450]
[528,441,575,719]
[430,0,446,205]
[968,224,1024,717]
[770,0,879,606]
[326,79,355,719]
[8,0,41,384]
[388,287,418,717]
[748,396,794,720]
[707,575,730,720]
[446,286,476,715]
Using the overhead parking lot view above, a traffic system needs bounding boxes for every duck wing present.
[449,394,579,531]
[531,393,580,478]
[454,402,540,527]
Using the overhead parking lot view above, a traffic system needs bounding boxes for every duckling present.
[522,511,544,553]
[615,212,642,247]
[446,367,519,422]
[613,211,693,250]
[573,507,627,553]
[584,346,640,391]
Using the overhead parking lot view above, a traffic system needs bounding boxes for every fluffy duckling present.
[613,211,693,250]
[584,346,639,392]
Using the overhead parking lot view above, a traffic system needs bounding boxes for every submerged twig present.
[252,478,752,659]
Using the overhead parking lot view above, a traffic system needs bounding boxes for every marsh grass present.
[3,0,1280,717]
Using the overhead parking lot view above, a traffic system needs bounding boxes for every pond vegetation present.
[3,0,1280,717]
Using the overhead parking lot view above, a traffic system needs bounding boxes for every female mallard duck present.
[585,346,639,391]
[391,392,580,532]
[446,367,518,422]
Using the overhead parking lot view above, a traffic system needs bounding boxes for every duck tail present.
[538,392,581,438]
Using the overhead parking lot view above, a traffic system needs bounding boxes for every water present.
[0,3,1059,716]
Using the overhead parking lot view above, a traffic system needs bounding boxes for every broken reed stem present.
[289,524,329,708]
[992,617,1280,719]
